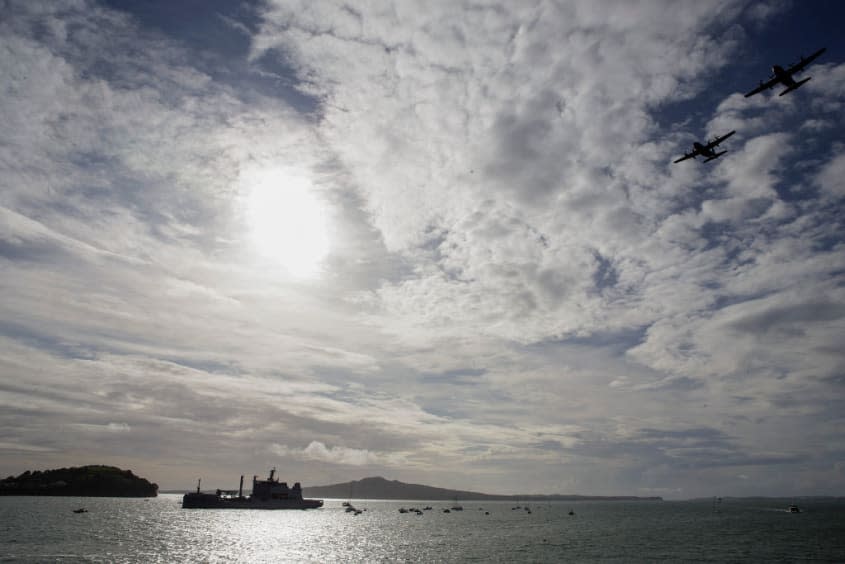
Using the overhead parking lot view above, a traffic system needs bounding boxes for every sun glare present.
[243,167,330,278]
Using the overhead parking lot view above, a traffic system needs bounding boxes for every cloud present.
[814,150,845,199]
[69,422,132,434]
[0,442,58,453]
[270,438,447,470]
[271,440,399,466]
[0,0,843,498]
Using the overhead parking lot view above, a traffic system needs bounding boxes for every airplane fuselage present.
[692,141,715,158]
[772,64,796,86]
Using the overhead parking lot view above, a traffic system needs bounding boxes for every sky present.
[1,0,843,500]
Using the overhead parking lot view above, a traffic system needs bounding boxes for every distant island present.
[303,476,661,501]
[0,465,158,497]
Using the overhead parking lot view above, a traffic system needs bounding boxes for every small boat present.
[442,508,450,513]
[73,508,88,513]
[398,508,408,513]
[788,505,801,513]
[568,509,575,516]
[343,483,354,508]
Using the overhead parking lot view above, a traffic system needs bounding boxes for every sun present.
[242,166,330,277]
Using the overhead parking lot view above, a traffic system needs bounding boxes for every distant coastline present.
[302,476,662,501]
[0,465,158,497]
[691,495,845,501]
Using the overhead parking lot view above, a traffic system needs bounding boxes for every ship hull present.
[182,493,323,510]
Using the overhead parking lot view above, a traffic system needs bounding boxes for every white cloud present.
[814,151,845,199]
[0,0,843,498]
[270,441,413,467]
[304,441,386,466]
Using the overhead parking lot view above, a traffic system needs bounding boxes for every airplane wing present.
[673,151,696,164]
[784,47,826,75]
[704,130,736,150]
[744,76,779,98]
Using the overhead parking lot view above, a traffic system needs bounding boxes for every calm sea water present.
[1,495,844,562]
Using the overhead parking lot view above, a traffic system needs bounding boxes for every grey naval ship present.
[182,468,323,509]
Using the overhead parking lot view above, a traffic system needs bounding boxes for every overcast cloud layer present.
[1,0,843,498]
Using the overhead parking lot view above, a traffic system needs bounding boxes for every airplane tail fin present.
[703,151,727,163]
[779,77,811,96]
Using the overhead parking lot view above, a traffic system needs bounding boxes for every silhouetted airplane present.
[673,130,736,164]
[744,47,826,98]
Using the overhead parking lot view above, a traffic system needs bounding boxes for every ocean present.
[1,495,844,562]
